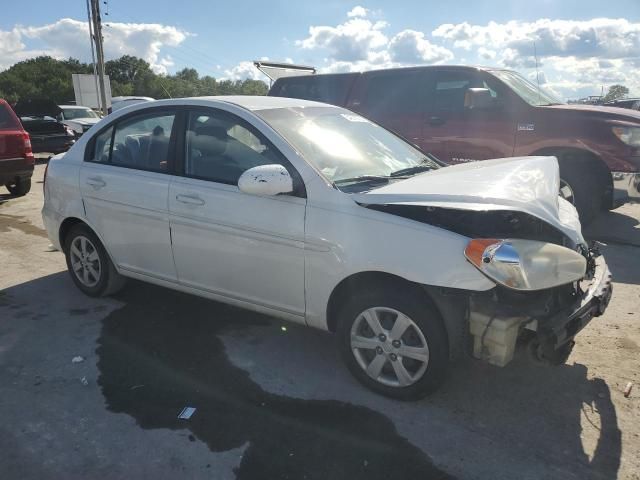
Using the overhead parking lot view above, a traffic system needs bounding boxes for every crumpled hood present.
[351,156,585,245]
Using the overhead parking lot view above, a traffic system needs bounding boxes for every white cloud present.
[388,30,453,64]
[347,6,368,18]
[297,10,452,72]
[222,60,264,81]
[1,18,189,74]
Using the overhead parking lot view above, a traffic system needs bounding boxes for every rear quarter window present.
[270,74,356,106]
[0,102,21,130]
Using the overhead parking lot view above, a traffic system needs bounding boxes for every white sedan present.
[42,96,612,399]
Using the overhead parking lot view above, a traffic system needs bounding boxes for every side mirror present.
[238,164,293,196]
[465,88,494,110]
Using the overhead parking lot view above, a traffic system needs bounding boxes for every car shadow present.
[0,273,623,480]
[585,208,640,247]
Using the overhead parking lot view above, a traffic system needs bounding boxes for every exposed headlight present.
[612,126,640,147]
[465,238,586,291]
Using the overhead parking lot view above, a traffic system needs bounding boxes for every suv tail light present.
[22,132,34,165]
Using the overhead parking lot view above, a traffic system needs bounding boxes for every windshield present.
[258,106,437,190]
[490,70,564,106]
[62,108,99,120]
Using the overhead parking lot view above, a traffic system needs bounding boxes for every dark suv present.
[0,99,34,196]
[269,65,640,222]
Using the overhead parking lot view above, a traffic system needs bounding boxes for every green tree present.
[602,84,629,103]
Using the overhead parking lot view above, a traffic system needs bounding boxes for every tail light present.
[22,132,34,165]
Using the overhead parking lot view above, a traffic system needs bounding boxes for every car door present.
[168,108,307,318]
[79,108,177,281]
[423,70,516,164]
[349,69,430,150]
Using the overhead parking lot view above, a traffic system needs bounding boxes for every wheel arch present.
[326,271,471,360]
[529,146,613,208]
[58,217,119,270]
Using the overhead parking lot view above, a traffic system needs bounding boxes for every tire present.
[336,285,449,400]
[6,178,31,196]
[557,152,604,224]
[63,224,126,297]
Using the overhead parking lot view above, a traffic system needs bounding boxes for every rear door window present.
[0,103,21,130]
[270,74,356,106]
[357,71,427,117]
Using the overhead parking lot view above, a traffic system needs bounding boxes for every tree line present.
[0,55,268,104]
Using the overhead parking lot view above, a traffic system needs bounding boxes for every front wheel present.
[6,178,31,196]
[63,224,125,297]
[336,287,449,400]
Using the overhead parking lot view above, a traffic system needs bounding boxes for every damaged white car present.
[42,96,612,399]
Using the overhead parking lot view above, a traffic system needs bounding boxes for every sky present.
[1,0,639,100]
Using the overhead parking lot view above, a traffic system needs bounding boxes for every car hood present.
[543,103,640,123]
[13,99,62,117]
[351,156,584,245]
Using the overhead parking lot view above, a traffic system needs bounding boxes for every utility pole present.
[90,0,108,115]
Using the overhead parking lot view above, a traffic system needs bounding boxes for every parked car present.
[0,99,34,196]
[57,105,101,137]
[13,99,75,155]
[42,96,612,399]
[109,96,154,114]
[604,98,640,111]
[269,65,640,222]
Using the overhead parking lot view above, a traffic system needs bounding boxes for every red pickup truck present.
[268,65,640,222]
[0,99,34,196]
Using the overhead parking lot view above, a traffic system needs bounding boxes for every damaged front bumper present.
[469,253,612,367]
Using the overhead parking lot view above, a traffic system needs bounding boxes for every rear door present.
[423,69,516,164]
[79,108,177,281]
[348,69,431,149]
[0,101,27,161]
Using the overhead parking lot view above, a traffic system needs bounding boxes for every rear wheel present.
[6,178,31,196]
[63,224,125,297]
[337,286,449,400]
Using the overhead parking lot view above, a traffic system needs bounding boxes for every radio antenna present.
[534,41,541,105]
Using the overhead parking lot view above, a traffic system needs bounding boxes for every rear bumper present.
[612,171,640,206]
[0,158,34,184]
[30,136,75,154]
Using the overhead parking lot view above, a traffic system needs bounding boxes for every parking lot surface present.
[1,163,639,480]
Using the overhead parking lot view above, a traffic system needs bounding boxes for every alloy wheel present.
[69,235,102,287]
[350,307,430,387]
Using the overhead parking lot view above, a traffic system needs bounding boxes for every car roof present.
[188,95,338,111]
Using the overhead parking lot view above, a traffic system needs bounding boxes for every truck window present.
[433,72,474,112]
[270,74,355,106]
[359,71,425,117]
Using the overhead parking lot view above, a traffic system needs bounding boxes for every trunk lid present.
[351,156,584,245]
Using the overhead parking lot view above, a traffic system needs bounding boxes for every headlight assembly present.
[465,238,586,291]
[612,126,640,147]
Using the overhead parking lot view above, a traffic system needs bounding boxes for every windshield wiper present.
[333,175,391,186]
[390,163,437,177]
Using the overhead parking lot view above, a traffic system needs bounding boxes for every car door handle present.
[86,177,106,189]
[428,116,446,126]
[176,194,205,206]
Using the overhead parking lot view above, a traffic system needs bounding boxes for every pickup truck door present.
[423,70,516,164]
[348,70,430,152]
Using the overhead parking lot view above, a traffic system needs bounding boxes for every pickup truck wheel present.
[557,154,603,224]
[63,224,126,297]
[337,287,448,400]
[6,178,31,196]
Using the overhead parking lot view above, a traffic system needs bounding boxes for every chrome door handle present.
[176,194,205,206]
[86,176,106,189]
